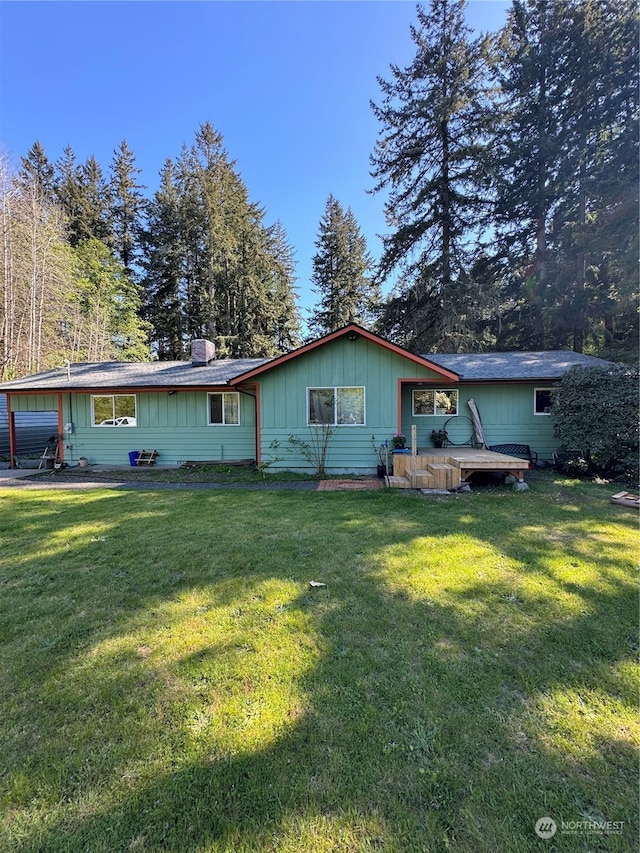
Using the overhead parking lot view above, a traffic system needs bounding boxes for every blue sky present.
[0,0,510,325]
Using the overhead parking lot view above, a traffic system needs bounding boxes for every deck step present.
[407,468,435,488]
[427,462,459,490]
[385,475,412,489]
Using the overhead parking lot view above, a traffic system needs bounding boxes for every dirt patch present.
[317,479,384,491]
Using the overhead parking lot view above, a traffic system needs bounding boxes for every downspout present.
[7,393,16,468]
[236,386,260,467]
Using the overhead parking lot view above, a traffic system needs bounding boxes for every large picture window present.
[208,392,240,425]
[92,395,137,426]
[412,389,458,416]
[535,388,556,415]
[308,387,365,426]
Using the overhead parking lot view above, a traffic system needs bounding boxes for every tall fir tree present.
[54,149,113,247]
[549,0,638,357]
[370,0,492,352]
[140,159,186,359]
[110,140,145,274]
[141,123,300,359]
[492,0,577,349]
[491,0,638,357]
[308,195,377,336]
[18,141,56,203]
[264,221,301,353]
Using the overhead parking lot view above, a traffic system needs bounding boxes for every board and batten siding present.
[257,335,443,473]
[59,390,256,466]
[401,382,559,462]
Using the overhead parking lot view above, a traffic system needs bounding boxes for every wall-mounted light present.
[347,331,358,342]
[168,390,176,396]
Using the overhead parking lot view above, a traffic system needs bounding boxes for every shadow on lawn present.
[2,484,638,852]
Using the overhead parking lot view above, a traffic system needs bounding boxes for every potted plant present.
[391,433,406,450]
[371,436,388,477]
[431,429,448,448]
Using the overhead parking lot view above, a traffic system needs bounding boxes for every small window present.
[413,389,458,416]
[308,387,365,426]
[208,392,240,425]
[535,388,556,415]
[92,395,137,426]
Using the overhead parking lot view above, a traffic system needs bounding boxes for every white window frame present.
[91,394,137,427]
[412,389,458,417]
[534,387,556,416]
[307,386,366,426]
[207,392,240,426]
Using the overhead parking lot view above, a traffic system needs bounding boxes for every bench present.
[488,443,538,468]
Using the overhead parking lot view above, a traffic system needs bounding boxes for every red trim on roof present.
[229,324,459,384]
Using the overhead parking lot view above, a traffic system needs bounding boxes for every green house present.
[0,324,611,473]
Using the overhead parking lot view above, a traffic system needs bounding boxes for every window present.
[92,395,137,426]
[208,392,240,425]
[307,387,365,425]
[535,388,556,415]
[412,389,458,416]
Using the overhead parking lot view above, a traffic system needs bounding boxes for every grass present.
[0,474,637,852]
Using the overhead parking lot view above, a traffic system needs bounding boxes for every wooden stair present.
[386,452,461,490]
[426,462,457,490]
[406,468,435,488]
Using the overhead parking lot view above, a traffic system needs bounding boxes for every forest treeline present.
[1,0,637,380]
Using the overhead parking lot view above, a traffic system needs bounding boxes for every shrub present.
[551,364,639,483]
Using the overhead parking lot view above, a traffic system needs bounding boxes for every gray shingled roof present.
[425,350,611,381]
[0,358,271,392]
[0,348,612,393]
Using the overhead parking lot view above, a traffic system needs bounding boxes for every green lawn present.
[0,476,637,852]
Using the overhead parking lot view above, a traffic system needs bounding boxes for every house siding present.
[58,390,256,466]
[401,382,559,462]
[257,336,442,473]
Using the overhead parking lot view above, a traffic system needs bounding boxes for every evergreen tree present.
[370,0,492,352]
[549,0,638,357]
[492,0,580,349]
[491,0,638,357]
[18,141,56,202]
[55,149,113,246]
[264,221,301,353]
[308,195,377,336]
[141,123,300,359]
[140,159,186,359]
[110,140,145,273]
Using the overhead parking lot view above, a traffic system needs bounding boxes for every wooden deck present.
[386,448,531,490]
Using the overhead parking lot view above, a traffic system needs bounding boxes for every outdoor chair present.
[488,443,538,468]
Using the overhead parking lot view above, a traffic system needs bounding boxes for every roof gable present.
[230,324,459,384]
